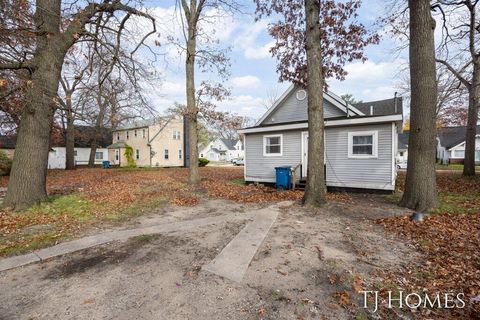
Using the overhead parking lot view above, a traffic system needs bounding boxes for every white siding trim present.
[391,122,396,185]
[263,134,283,157]
[243,136,247,179]
[347,131,378,159]
[239,114,403,134]
[326,181,395,191]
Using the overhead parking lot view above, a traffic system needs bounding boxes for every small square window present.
[348,131,378,158]
[173,130,181,140]
[74,150,78,157]
[263,135,282,156]
[164,149,169,160]
[95,152,103,160]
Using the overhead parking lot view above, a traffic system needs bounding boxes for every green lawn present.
[436,163,480,171]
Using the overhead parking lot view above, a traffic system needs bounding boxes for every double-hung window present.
[135,149,140,160]
[95,152,103,160]
[164,149,169,160]
[173,130,181,140]
[348,131,378,158]
[178,149,182,159]
[263,134,282,156]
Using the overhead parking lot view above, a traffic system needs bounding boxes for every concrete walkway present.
[202,207,278,282]
[0,211,254,273]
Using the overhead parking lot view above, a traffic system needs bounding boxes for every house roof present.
[220,138,238,150]
[107,141,128,149]
[0,126,112,149]
[0,135,16,149]
[210,147,226,154]
[398,132,409,150]
[255,85,365,126]
[437,125,480,149]
[354,97,403,116]
[115,117,172,131]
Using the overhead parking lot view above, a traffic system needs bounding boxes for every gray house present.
[238,85,403,191]
[437,125,480,165]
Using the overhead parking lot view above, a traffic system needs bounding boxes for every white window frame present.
[164,149,169,160]
[95,151,103,160]
[347,131,378,159]
[263,134,283,157]
[135,149,140,160]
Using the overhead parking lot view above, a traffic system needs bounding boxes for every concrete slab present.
[0,211,254,273]
[0,253,40,272]
[202,208,279,282]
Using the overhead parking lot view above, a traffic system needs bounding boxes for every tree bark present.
[185,2,200,185]
[3,0,66,210]
[400,0,438,212]
[303,0,327,207]
[463,63,479,176]
[65,98,75,170]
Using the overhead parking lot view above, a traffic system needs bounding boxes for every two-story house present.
[199,138,244,162]
[107,116,184,167]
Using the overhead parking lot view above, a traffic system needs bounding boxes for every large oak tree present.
[0,0,155,210]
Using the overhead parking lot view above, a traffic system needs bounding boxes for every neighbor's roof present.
[115,117,171,131]
[354,97,403,116]
[210,147,226,154]
[398,132,409,150]
[437,125,480,149]
[220,138,238,150]
[107,141,128,149]
[0,135,16,149]
[0,126,112,149]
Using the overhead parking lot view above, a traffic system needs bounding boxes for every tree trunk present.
[88,92,107,167]
[303,0,327,207]
[463,63,479,176]
[399,0,438,212]
[186,11,199,185]
[65,101,75,170]
[3,0,65,210]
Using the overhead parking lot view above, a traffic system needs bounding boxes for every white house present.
[437,125,480,165]
[47,147,109,169]
[199,138,244,162]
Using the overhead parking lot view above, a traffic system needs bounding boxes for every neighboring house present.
[397,132,409,162]
[199,138,244,162]
[238,85,403,191]
[0,126,111,169]
[108,116,184,167]
[437,125,480,165]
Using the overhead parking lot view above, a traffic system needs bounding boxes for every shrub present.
[198,157,209,167]
[124,145,137,168]
[0,150,12,176]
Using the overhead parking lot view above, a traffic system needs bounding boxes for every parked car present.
[396,160,407,170]
[234,158,244,166]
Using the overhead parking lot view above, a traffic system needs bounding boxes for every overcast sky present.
[138,0,406,121]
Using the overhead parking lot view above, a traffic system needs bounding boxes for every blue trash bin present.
[102,160,110,169]
[275,166,291,189]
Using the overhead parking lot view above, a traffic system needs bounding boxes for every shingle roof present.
[438,125,480,149]
[0,126,112,149]
[398,132,409,150]
[210,148,226,154]
[116,117,169,131]
[220,138,238,150]
[354,97,403,116]
[107,141,128,149]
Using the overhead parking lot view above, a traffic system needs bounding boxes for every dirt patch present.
[0,196,422,319]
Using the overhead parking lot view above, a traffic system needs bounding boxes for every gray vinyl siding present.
[325,123,393,189]
[245,123,395,190]
[262,89,345,125]
[245,130,302,181]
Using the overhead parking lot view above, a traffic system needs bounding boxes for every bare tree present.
[175,0,240,184]
[400,0,438,212]
[0,0,156,210]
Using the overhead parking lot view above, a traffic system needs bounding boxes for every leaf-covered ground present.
[376,172,480,318]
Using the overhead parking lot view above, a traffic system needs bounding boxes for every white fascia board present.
[239,114,403,134]
[324,90,365,116]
